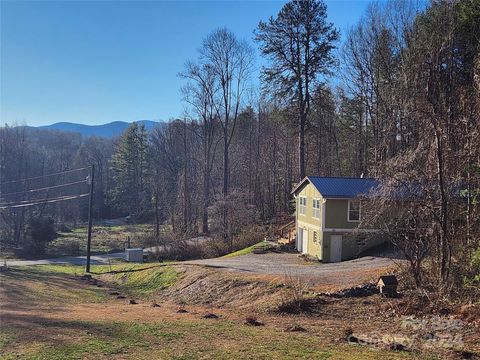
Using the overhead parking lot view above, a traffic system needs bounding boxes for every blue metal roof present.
[303,176,379,198]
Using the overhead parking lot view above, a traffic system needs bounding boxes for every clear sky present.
[1,0,371,127]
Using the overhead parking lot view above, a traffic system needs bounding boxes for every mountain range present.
[35,120,163,138]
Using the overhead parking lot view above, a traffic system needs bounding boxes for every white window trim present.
[299,196,307,216]
[312,198,321,219]
[347,199,361,222]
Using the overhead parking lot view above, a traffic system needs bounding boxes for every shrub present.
[150,232,205,261]
[134,231,158,249]
[276,272,311,314]
[25,216,57,256]
[208,191,260,252]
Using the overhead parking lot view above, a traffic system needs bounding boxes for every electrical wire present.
[0,191,89,206]
[0,193,90,210]
[0,167,89,185]
[0,179,88,198]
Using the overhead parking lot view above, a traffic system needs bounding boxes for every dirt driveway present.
[187,253,402,289]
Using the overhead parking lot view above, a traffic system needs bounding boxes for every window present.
[312,199,321,219]
[299,196,307,215]
[348,200,361,222]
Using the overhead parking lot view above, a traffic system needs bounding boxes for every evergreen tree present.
[255,0,339,179]
[109,122,150,218]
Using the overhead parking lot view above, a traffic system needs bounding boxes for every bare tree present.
[180,62,219,234]
[200,28,254,197]
[199,28,254,247]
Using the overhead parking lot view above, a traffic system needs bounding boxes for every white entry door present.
[296,227,303,252]
[330,235,342,262]
[302,228,308,254]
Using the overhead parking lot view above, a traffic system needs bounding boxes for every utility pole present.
[86,165,95,273]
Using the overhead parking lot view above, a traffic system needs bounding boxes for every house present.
[291,176,383,262]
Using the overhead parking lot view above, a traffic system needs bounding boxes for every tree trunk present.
[154,190,160,242]
[223,130,229,197]
[202,153,210,234]
[183,121,191,233]
[223,128,229,245]
[299,113,306,180]
[435,128,450,283]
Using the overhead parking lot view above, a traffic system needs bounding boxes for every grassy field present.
[46,224,156,257]
[1,263,445,360]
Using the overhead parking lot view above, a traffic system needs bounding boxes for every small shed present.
[377,275,398,297]
[125,248,144,263]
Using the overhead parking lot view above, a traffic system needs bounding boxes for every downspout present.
[321,198,327,261]
[293,193,298,251]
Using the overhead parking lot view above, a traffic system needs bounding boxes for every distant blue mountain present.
[37,120,163,138]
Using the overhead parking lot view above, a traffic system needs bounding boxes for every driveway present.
[3,250,401,289]
[187,253,402,288]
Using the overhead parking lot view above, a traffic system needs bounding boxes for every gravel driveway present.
[187,253,402,288]
[3,250,401,289]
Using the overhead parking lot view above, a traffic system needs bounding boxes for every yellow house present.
[291,176,383,262]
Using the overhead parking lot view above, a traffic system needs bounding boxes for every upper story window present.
[299,196,307,215]
[348,200,361,222]
[312,199,321,219]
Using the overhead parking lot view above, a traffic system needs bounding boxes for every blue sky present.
[1,0,371,127]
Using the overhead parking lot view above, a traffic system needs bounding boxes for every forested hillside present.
[37,120,162,138]
[1,0,479,298]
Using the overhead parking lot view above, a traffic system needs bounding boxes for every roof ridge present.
[291,176,379,196]
[307,176,377,180]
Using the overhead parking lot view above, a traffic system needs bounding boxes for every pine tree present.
[255,0,339,179]
[109,122,150,218]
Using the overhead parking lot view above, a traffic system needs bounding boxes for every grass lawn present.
[0,317,421,360]
[222,241,268,258]
[8,263,180,296]
[0,264,464,359]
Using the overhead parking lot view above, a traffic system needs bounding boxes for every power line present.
[0,193,90,207]
[0,167,89,186]
[0,179,88,198]
[0,194,73,206]
[0,193,90,210]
